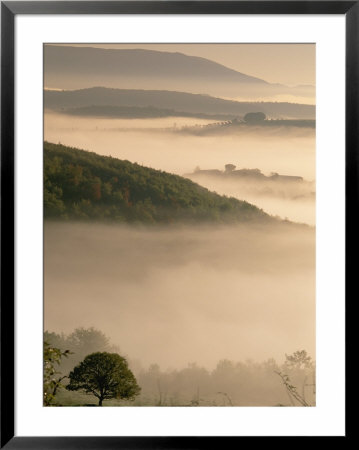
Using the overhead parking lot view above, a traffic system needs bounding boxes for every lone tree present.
[285,350,314,370]
[66,352,141,406]
[225,164,236,173]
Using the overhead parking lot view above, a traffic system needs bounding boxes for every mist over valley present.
[45,112,315,224]
[45,221,315,370]
[43,44,316,407]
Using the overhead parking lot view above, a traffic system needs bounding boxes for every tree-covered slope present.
[44,142,270,224]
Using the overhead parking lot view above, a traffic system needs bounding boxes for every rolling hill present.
[45,46,268,84]
[45,87,315,120]
[44,46,315,101]
[44,142,270,224]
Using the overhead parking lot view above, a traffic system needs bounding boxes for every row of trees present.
[134,352,315,407]
[44,327,315,407]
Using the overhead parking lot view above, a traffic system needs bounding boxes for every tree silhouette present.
[285,350,313,370]
[225,164,236,173]
[243,112,266,123]
[66,352,140,406]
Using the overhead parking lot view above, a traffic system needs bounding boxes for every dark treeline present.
[44,87,315,119]
[179,119,315,137]
[59,105,236,121]
[58,105,316,129]
[44,142,269,224]
[45,328,315,407]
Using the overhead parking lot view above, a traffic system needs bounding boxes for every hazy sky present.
[55,43,315,86]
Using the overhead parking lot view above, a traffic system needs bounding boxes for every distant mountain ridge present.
[45,87,315,120]
[45,46,268,85]
[44,46,315,101]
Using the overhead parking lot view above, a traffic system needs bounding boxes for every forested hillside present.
[44,142,269,224]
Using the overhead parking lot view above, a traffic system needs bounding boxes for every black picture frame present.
[1,1,356,447]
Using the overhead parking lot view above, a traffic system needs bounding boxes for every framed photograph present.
[1,1,355,446]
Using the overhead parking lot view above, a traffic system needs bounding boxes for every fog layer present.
[184,174,315,225]
[45,113,315,224]
[44,222,315,370]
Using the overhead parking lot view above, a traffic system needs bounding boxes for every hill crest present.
[44,141,271,225]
